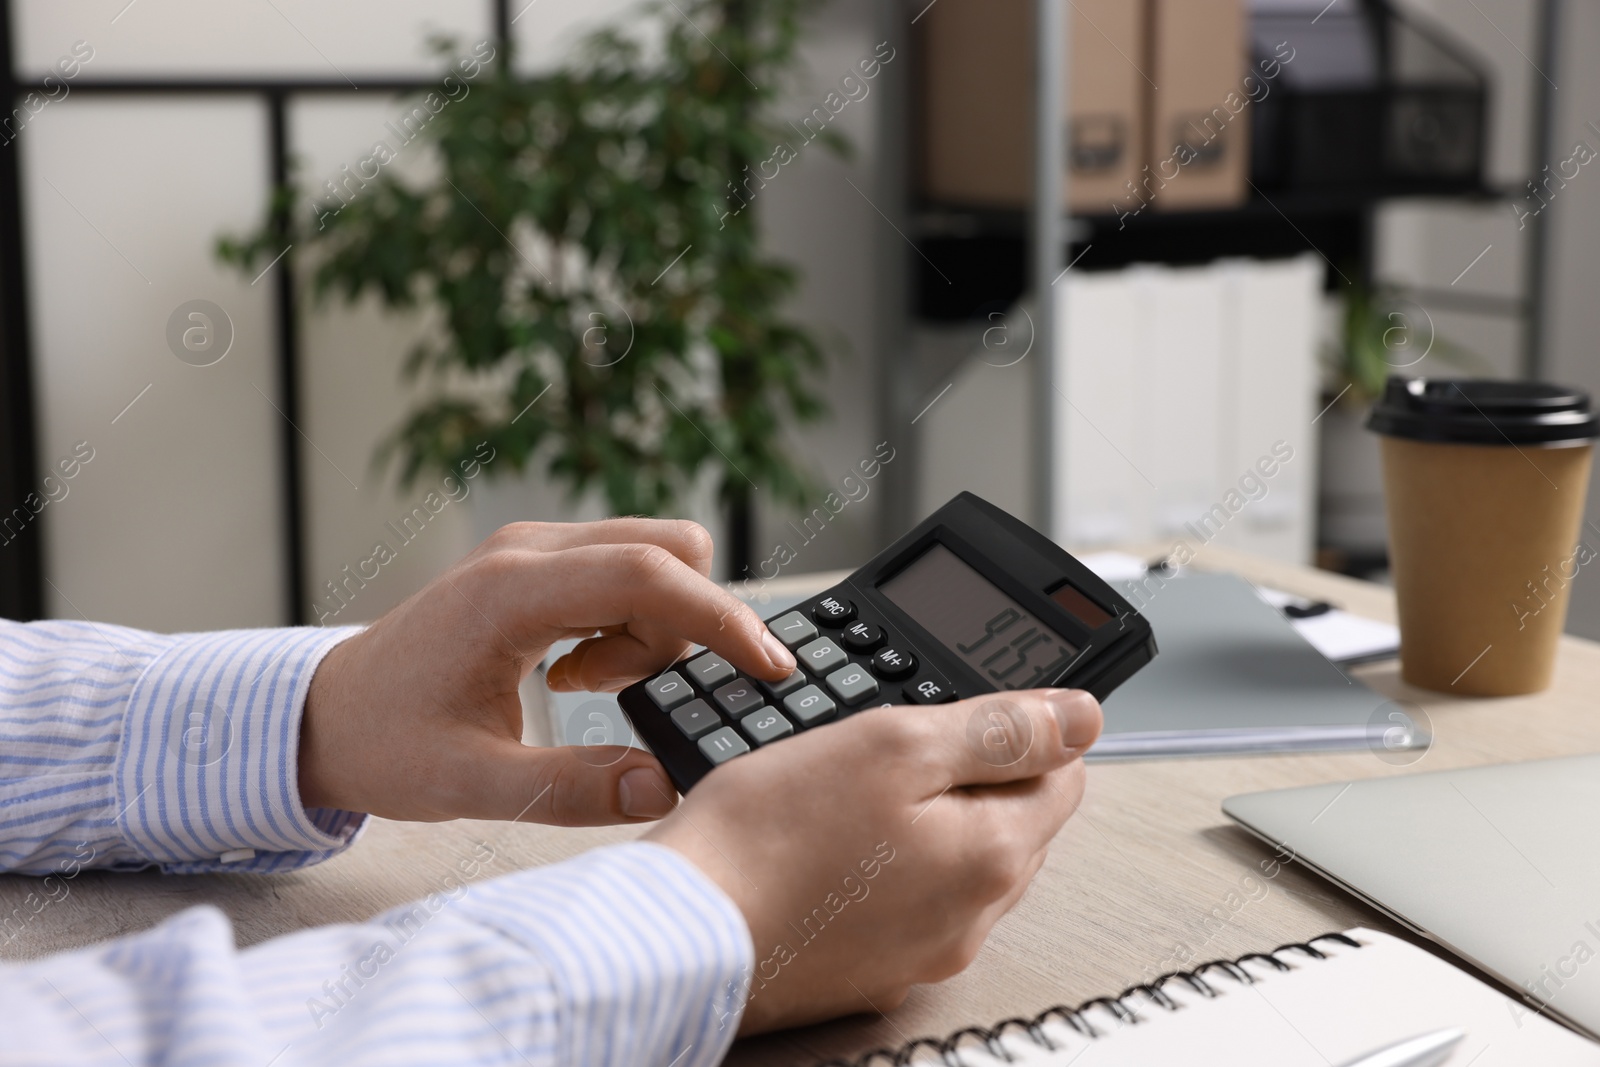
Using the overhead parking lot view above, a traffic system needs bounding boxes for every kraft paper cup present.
[1368,377,1600,696]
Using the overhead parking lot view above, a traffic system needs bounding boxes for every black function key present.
[903,672,957,704]
[670,699,721,740]
[811,595,855,627]
[644,671,694,712]
[870,647,918,680]
[738,707,795,746]
[698,726,750,766]
[840,621,885,653]
[686,652,736,690]
[712,678,765,718]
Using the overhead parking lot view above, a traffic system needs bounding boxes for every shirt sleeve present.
[0,619,368,876]
[0,841,754,1067]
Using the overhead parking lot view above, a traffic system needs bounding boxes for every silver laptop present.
[1225,754,1600,1039]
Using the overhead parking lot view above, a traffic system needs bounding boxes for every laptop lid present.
[1225,753,1600,1038]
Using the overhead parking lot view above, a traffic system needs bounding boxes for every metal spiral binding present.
[814,933,1362,1067]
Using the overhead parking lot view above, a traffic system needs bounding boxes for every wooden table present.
[6,546,1600,1064]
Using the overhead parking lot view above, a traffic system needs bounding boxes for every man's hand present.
[298,519,796,825]
[646,688,1103,1034]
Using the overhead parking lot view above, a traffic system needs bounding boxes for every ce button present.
[903,674,957,705]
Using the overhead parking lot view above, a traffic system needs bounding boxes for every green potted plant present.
[1324,280,1475,407]
[220,0,839,575]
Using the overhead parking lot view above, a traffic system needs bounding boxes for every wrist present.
[299,630,359,812]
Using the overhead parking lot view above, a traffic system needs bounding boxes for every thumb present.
[920,688,1102,789]
[465,740,679,825]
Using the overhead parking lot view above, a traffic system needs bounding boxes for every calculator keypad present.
[760,669,806,699]
[797,637,848,675]
[738,707,794,746]
[841,621,885,653]
[783,684,836,726]
[637,585,959,773]
[767,611,819,649]
[825,664,879,705]
[671,699,721,740]
[712,678,765,717]
[686,652,736,690]
[871,647,917,680]
[645,671,694,711]
[903,671,956,705]
[812,595,855,625]
[699,726,750,765]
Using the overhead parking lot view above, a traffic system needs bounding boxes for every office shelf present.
[911,184,1506,322]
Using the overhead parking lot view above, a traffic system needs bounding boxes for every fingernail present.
[544,658,573,690]
[1046,689,1102,750]
[760,631,797,672]
[619,767,676,818]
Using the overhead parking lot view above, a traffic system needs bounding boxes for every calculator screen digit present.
[879,543,1080,690]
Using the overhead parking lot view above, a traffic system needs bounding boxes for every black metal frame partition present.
[0,0,513,622]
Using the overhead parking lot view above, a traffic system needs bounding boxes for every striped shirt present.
[0,620,753,1065]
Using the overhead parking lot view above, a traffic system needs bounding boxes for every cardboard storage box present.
[918,0,1248,215]
[918,0,1146,214]
[1145,0,1249,211]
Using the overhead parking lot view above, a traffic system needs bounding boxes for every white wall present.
[25,97,287,630]
[746,2,885,580]
[16,2,487,79]
[19,0,888,629]
[20,1,485,631]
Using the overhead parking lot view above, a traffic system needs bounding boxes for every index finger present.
[487,541,797,681]
[476,517,717,577]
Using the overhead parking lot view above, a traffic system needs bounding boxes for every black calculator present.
[617,492,1157,792]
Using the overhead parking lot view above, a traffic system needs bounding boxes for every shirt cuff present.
[114,625,370,873]
[449,841,755,1066]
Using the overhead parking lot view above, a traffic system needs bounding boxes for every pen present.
[1335,1028,1465,1067]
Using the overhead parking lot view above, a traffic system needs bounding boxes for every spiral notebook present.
[819,929,1598,1065]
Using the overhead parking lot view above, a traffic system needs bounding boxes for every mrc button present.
[811,595,855,626]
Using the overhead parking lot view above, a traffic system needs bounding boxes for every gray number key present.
[738,707,794,746]
[698,726,750,766]
[796,637,847,675]
[760,669,806,700]
[645,671,693,712]
[782,684,836,727]
[767,610,818,650]
[670,699,721,740]
[712,678,764,717]
[686,651,736,690]
[825,664,879,705]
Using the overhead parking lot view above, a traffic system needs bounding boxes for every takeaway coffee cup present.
[1367,376,1600,696]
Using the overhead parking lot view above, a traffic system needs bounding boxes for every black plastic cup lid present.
[1366,375,1600,446]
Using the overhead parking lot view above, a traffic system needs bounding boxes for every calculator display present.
[879,543,1081,690]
